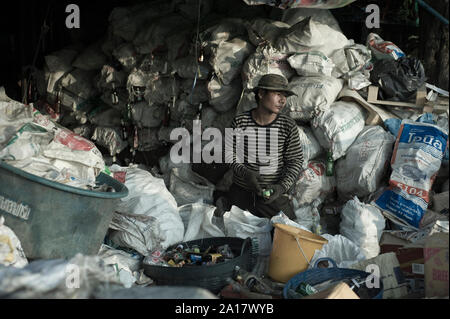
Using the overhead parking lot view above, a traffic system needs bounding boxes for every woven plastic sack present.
[311,101,366,160]
[287,75,344,121]
[340,197,385,259]
[336,126,395,201]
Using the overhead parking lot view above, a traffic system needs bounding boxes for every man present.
[220,74,304,220]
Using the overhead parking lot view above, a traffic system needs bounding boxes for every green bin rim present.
[0,160,128,199]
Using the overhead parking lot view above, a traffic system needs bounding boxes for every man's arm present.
[279,124,304,193]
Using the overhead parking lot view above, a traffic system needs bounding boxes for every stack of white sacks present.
[26,1,448,273]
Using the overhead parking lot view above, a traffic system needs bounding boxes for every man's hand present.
[244,169,263,194]
[263,184,285,204]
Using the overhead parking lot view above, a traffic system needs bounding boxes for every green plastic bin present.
[0,160,128,260]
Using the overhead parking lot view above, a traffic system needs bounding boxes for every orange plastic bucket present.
[268,223,328,283]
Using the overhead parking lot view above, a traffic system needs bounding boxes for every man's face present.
[259,90,288,114]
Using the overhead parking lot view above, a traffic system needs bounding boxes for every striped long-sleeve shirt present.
[224,111,304,193]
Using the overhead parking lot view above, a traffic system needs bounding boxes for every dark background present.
[0,0,448,101]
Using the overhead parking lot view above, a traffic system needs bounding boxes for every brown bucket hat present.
[253,74,297,97]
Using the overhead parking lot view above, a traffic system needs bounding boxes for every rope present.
[295,237,312,267]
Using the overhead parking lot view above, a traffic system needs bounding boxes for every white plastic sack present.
[169,167,215,206]
[180,203,225,242]
[330,43,372,79]
[91,126,128,157]
[336,126,395,201]
[340,197,386,259]
[0,123,53,161]
[97,244,142,288]
[209,37,254,86]
[242,45,295,90]
[43,127,105,174]
[0,101,35,148]
[292,160,336,207]
[0,254,120,299]
[208,77,242,113]
[287,76,344,121]
[288,51,335,77]
[109,165,184,254]
[292,198,323,234]
[200,18,248,45]
[297,126,323,168]
[275,17,350,56]
[57,69,98,109]
[271,211,310,232]
[223,206,273,256]
[309,234,366,269]
[0,216,28,268]
[311,101,366,160]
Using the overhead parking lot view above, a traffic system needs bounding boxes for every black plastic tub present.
[143,237,253,294]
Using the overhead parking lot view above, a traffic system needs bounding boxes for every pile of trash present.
[0,89,106,190]
[0,0,448,299]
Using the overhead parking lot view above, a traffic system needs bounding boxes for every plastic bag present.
[288,51,335,77]
[109,165,184,254]
[275,17,350,56]
[0,254,120,299]
[374,120,448,229]
[292,160,336,207]
[336,126,395,201]
[370,57,426,101]
[292,198,323,234]
[340,197,386,259]
[287,75,344,121]
[169,167,215,206]
[242,45,295,90]
[311,101,366,160]
[208,77,242,113]
[209,37,254,86]
[180,202,226,242]
[0,216,28,268]
[367,33,405,61]
[223,206,273,256]
[91,126,128,157]
[309,234,366,269]
[297,125,324,169]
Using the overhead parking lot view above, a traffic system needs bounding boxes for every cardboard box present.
[302,282,360,299]
[424,232,449,298]
[350,252,408,299]
[380,233,425,278]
